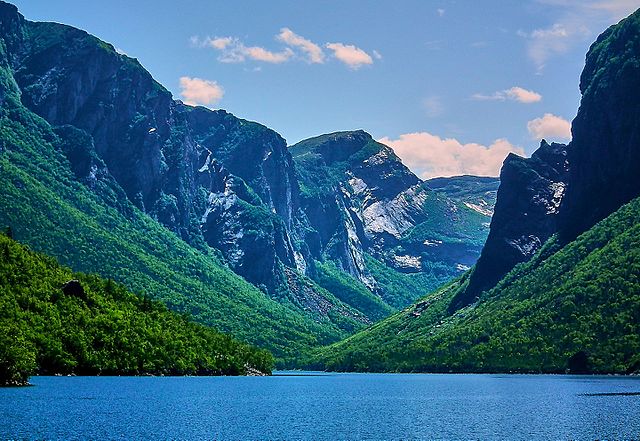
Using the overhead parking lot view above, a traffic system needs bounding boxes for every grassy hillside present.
[307,196,640,374]
[0,233,274,386]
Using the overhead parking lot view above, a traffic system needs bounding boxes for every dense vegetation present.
[307,196,640,374]
[0,34,357,364]
[0,233,274,385]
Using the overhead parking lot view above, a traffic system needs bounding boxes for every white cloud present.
[209,37,234,50]
[505,87,543,103]
[437,8,446,17]
[179,76,224,107]
[472,86,542,103]
[527,113,572,140]
[378,132,525,179]
[192,35,292,64]
[191,30,377,70]
[326,43,373,69]
[243,46,293,63]
[277,28,325,63]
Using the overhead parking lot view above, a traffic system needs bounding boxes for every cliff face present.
[559,11,640,241]
[292,131,418,290]
[1,0,496,322]
[292,131,495,303]
[451,8,640,311]
[451,141,568,310]
[6,14,306,295]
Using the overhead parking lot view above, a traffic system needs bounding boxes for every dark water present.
[1,373,639,440]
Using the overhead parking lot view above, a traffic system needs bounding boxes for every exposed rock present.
[448,8,640,312]
[450,140,568,311]
[291,131,495,299]
[61,279,86,300]
[559,10,640,242]
[7,12,305,296]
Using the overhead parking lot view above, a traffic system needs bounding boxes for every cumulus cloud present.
[527,113,572,140]
[326,43,373,69]
[378,132,524,179]
[191,35,293,63]
[179,76,224,107]
[277,28,325,63]
[505,86,543,103]
[472,86,542,103]
[191,31,375,70]
[243,46,293,63]
[209,37,234,50]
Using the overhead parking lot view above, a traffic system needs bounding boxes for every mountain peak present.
[290,129,375,164]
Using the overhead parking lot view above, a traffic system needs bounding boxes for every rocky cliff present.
[292,131,495,307]
[450,8,640,311]
[10,18,308,294]
[0,0,497,326]
[559,11,640,241]
[450,141,568,310]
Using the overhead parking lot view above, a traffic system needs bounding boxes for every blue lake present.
[1,373,639,440]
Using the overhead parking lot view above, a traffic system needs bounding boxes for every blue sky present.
[12,0,639,178]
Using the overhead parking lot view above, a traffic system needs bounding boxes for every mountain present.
[291,131,495,310]
[0,232,273,386]
[307,195,640,373]
[450,141,568,310]
[0,0,495,361]
[424,175,499,215]
[0,1,365,362]
[306,8,640,373]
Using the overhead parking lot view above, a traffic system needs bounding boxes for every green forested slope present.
[0,58,353,364]
[307,196,640,374]
[0,233,274,385]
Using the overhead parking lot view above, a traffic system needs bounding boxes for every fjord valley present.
[308,8,640,374]
[0,0,495,382]
[1,0,639,384]
[2,1,640,439]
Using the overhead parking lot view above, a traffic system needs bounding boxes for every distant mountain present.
[306,8,640,373]
[291,131,495,310]
[424,175,499,216]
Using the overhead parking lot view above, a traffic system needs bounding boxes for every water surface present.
[1,373,639,439]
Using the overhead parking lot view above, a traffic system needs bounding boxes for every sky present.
[11,0,640,178]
